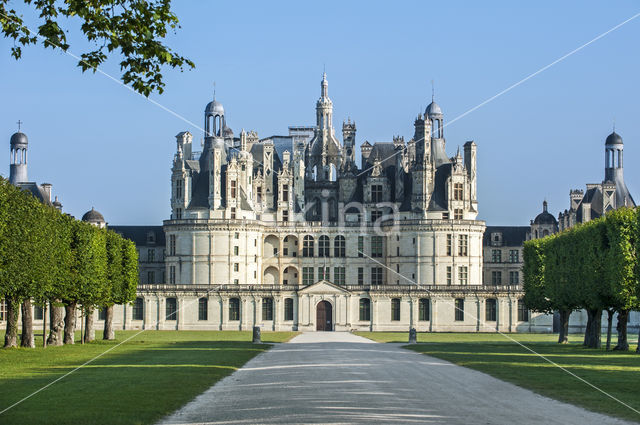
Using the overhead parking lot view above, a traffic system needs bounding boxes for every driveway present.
[159,332,632,424]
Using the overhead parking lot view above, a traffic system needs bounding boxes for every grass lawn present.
[355,332,640,423]
[0,330,298,425]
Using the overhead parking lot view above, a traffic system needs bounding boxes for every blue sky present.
[1,1,639,225]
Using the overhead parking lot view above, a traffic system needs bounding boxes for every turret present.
[604,130,635,207]
[9,131,28,184]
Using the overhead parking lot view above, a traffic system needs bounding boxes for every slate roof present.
[109,225,166,246]
[483,226,530,247]
[15,182,52,206]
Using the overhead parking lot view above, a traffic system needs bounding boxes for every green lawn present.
[356,332,640,423]
[0,330,297,425]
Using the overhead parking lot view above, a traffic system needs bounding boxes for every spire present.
[16,120,22,132]
[431,79,434,103]
[213,81,216,101]
[321,71,328,99]
[543,200,548,212]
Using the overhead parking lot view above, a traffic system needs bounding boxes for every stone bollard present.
[252,326,261,344]
[408,328,417,344]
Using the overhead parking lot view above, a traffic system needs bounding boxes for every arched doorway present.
[316,300,333,331]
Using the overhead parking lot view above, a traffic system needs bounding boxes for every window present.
[371,236,383,258]
[371,184,383,202]
[491,249,501,263]
[446,266,452,285]
[458,234,468,256]
[358,236,364,257]
[318,266,329,281]
[198,298,208,321]
[0,299,6,321]
[442,212,449,220]
[234,232,240,239]
[454,183,463,201]
[303,235,314,257]
[454,209,463,220]
[486,299,497,321]
[282,210,288,222]
[446,234,452,256]
[234,263,239,272]
[359,299,371,321]
[147,249,155,262]
[230,207,236,219]
[372,267,383,285]
[518,300,529,322]
[282,184,289,202]
[234,246,239,255]
[391,298,400,321]
[334,267,345,285]
[176,179,183,199]
[371,210,382,222]
[229,298,240,321]
[256,186,262,204]
[284,298,294,321]
[455,298,464,321]
[230,180,237,199]
[133,298,144,320]
[303,267,314,285]
[334,235,346,257]
[458,266,468,285]
[169,235,176,256]
[176,208,182,219]
[419,298,430,321]
[234,278,239,285]
[319,235,330,257]
[147,232,156,244]
[509,271,519,285]
[97,307,106,321]
[509,249,519,263]
[169,266,176,284]
[491,271,502,285]
[166,298,177,320]
[147,271,155,284]
[34,305,44,321]
[358,267,364,285]
[262,298,274,321]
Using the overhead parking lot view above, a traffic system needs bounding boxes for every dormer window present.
[491,232,502,247]
[147,232,156,245]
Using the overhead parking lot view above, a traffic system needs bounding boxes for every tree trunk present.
[83,308,95,343]
[3,297,20,348]
[585,308,602,349]
[103,305,115,340]
[20,299,35,348]
[583,310,593,346]
[43,303,47,348]
[47,301,65,346]
[63,302,76,345]
[605,309,614,351]
[614,310,630,351]
[557,310,570,344]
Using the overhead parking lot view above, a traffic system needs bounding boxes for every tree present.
[78,227,108,343]
[0,0,194,96]
[103,230,124,340]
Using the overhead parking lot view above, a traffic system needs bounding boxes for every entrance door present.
[316,301,333,331]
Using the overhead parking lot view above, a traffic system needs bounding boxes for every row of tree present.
[523,207,639,351]
[0,177,138,348]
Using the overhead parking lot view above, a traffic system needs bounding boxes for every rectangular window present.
[176,179,183,199]
[455,298,464,321]
[357,267,364,285]
[0,299,6,321]
[486,299,497,321]
[169,235,176,256]
[491,249,501,263]
[454,209,463,220]
[442,212,449,220]
[510,271,519,285]
[419,298,430,321]
[147,249,155,262]
[491,271,502,285]
[458,234,468,256]
[358,236,364,257]
[166,298,177,320]
[446,234,452,256]
[229,298,240,321]
[458,266,468,285]
[230,180,237,199]
[518,300,529,322]
[230,207,236,219]
[446,266,452,285]
[303,267,314,285]
[371,210,382,222]
[234,232,240,239]
[234,263,239,272]
[98,307,106,321]
[371,267,383,285]
[234,246,239,256]
[284,298,294,321]
[391,298,400,321]
[359,298,371,321]
[371,236,383,258]
[198,298,208,321]
[509,249,519,263]
[371,184,383,202]
[282,184,289,202]
[318,266,329,281]
[176,208,182,219]
[282,210,288,222]
[133,298,144,320]
[256,187,262,204]
[34,305,44,321]
[454,183,463,201]
[147,271,155,284]
[169,266,176,284]
[334,267,345,285]
[262,298,273,321]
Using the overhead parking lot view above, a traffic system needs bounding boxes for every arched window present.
[262,297,274,321]
[284,298,294,321]
[229,298,240,321]
[166,298,177,321]
[319,235,330,257]
[419,298,430,321]
[334,235,346,257]
[359,298,371,321]
[303,235,314,257]
[133,297,144,321]
[198,297,208,321]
